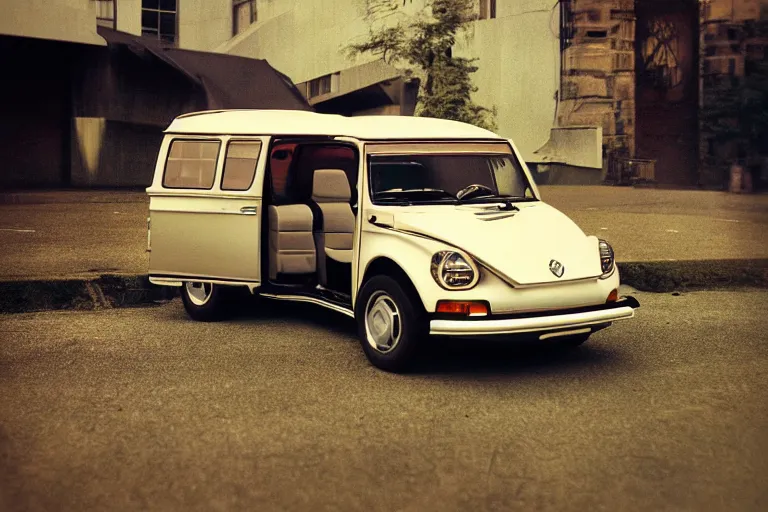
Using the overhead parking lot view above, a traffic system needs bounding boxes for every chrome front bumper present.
[429,297,639,337]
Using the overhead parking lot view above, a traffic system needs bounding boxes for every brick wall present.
[559,0,636,159]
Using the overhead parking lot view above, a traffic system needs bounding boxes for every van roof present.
[164,109,502,140]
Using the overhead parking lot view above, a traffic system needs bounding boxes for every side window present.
[221,140,262,191]
[268,141,358,204]
[288,144,358,204]
[163,139,220,189]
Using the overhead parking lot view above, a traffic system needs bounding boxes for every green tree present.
[741,56,768,157]
[347,0,497,131]
[701,25,768,177]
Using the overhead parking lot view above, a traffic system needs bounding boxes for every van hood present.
[393,202,603,285]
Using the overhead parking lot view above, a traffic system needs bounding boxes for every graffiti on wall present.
[640,18,684,90]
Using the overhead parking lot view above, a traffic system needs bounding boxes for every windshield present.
[368,151,534,205]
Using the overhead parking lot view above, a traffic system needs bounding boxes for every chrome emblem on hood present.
[549,259,565,278]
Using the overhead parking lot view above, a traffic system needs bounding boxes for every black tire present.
[355,274,427,373]
[180,281,234,322]
[559,332,591,348]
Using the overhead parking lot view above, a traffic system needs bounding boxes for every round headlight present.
[599,239,615,276]
[430,251,479,290]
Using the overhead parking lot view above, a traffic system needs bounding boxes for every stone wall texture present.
[559,0,767,188]
[559,0,636,158]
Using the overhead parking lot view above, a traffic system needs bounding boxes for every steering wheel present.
[456,184,495,201]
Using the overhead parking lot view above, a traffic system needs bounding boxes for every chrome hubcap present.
[185,282,213,306]
[365,291,402,354]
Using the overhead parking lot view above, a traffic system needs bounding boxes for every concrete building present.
[3,1,766,189]
[212,0,768,189]
[81,0,258,51]
[217,1,601,176]
[0,0,310,189]
[0,0,107,46]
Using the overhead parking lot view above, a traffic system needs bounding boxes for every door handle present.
[240,206,258,215]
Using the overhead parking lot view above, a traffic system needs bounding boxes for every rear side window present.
[163,140,220,189]
[221,141,262,191]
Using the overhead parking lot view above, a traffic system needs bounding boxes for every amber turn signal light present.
[606,289,619,303]
[436,301,489,317]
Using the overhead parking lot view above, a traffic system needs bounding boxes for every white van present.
[146,109,639,372]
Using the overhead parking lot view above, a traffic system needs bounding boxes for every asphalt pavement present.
[0,187,766,281]
[0,197,148,281]
[1,290,766,511]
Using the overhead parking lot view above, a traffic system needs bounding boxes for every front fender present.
[356,227,456,311]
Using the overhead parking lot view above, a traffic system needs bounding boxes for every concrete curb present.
[618,259,768,293]
[0,275,178,314]
[1,260,767,314]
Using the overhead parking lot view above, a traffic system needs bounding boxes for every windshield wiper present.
[460,194,534,203]
[374,188,457,204]
[377,188,453,197]
[457,195,538,211]
[498,199,520,211]
[372,196,412,205]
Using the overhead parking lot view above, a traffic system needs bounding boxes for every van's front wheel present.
[355,275,426,373]
[181,281,229,322]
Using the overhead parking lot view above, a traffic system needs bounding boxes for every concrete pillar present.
[72,117,106,186]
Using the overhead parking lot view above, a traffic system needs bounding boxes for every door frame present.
[256,135,364,308]
[147,134,269,291]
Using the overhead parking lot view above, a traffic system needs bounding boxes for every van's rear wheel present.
[181,281,230,322]
[355,275,426,373]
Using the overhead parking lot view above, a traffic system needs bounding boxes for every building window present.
[142,0,177,45]
[96,0,117,30]
[479,0,496,20]
[306,73,340,99]
[233,0,257,36]
[309,75,332,98]
[163,140,220,189]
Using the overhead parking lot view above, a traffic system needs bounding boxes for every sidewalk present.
[1,187,767,312]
